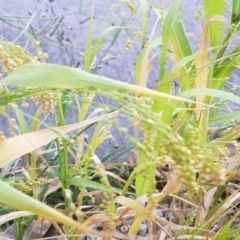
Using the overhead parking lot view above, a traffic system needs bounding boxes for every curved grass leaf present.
[180,88,240,105]
[169,21,193,91]
[152,0,184,80]
[0,112,115,167]
[68,176,123,194]
[211,111,240,124]
[232,0,240,31]
[1,63,199,105]
[139,0,149,47]
[204,0,224,50]
[0,180,86,233]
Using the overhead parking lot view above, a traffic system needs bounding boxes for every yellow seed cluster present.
[0,39,48,74]
[21,100,29,108]
[121,0,138,15]
[0,131,5,142]
[8,118,18,137]
[0,106,7,117]
[35,91,54,114]
[0,39,50,139]
[124,32,143,50]
[35,41,49,61]
[0,41,37,73]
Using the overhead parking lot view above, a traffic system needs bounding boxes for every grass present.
[1,0,240,239]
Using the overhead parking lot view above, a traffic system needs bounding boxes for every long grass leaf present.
[204,0,224,50]
[0,112,115,167]
[1,63,201,105]
[0,180,85,233]
[180,88,240,105]
[195,21,209,120]
[169,21,193,91]
[154,0,183,80]
[139,0,149,47]
[232,0,240,31]
[68,176,123,194]
[84,2,94,72]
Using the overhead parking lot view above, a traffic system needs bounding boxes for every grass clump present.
[1,0,240,239]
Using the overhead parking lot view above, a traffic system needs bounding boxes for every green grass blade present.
[169,21,193,91]
[135,37,163,85]
[157,54,195,93]
[139,0,149,47]
[0,180,86,232]
[214,215,240,240]
[13,108,30,133]
[212,46,240,92]
[170,21,192,62]
[68,176,123,194]
[91,26,127,63]
[232,0,240,31]
[153,0,183,80]
[204,0,224,50]
[211,111,240,124]
[1,63,199,105]
[84,2,94,72]
[0,112,114,167]
[93,19,129,72]
[180,88,240,105]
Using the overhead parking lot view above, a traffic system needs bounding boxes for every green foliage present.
[0,1,240,239]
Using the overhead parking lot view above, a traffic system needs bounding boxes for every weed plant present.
[1,0,240,239]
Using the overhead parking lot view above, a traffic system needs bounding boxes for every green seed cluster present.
[64,189,83,220]
[197,5,204,29]
[183,125,225,186]
[99,176,116,231]
[8,178,53,194]
[69,161,95,179]
[105,1,123,21]
[109,92,225,193]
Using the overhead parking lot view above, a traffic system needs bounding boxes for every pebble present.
[138,223,148,236]
[234,217,240,223]
[155,210,164,217]
[125,217,134,225]
[120,224,130,233]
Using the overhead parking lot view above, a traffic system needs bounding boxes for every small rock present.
[138,223,148,236]
[211,224,220,234]
[160,203,169,209]
[87,200,95,205]
[85,236,102,240]
[120,224,130,233]
[125,217,134,225]
[234,217,240,223]
[155,210,163,217]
